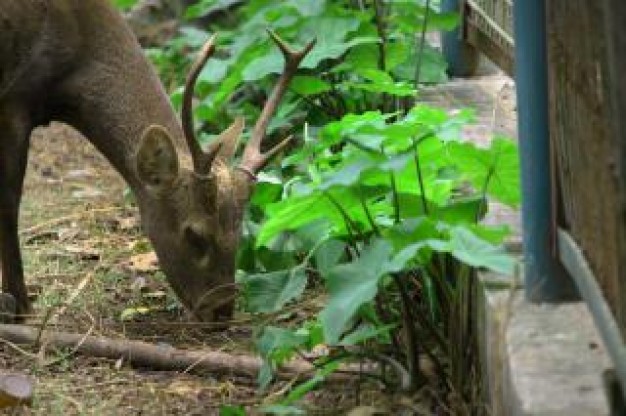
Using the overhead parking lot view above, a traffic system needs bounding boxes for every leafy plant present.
[149,0,458,136]
[240,105,518,404]
[130,0,520,412]
[113,0,139,11]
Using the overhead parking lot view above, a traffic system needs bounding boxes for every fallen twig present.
[0,324,363,383]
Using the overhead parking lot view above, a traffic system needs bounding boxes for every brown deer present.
[0,0,314,321]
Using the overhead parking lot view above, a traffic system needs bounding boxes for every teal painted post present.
[513,0,577,301]
[440,0,478,77]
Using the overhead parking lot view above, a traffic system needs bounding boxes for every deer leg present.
[0,103,32,319]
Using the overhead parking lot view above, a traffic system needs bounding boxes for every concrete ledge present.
[477,272,612,415]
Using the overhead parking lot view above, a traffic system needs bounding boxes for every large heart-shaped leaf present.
[449,138,520,207]
[243,268,307,313]
[449,226,515,274]
[319,240,395,344]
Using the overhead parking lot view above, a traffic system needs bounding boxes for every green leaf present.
[120,306,151,321]
[434,196,485,223]
[290,76,332,96]
[395,44,448,84]
[256,326,309,388]
[257,194,330,247]
[345,80,416,97]
[319,240,394,344]
[283,361,339,405]
[257,326,308,358]
[112,0,138,10]
[449,226,515,274]
[318,159,375,190]
[198,45,266,120]
[346,68,417,97]
[258,189,373,247]
[219,405,247,416]
[297,321,325,348]
[339,323,395,346]
[449,138,521,207]
[429,11,461,31]
[251,175,284,208]
[383,217,439,251]
[287,0,327,17]
[321,111,388,144]
[260,405,305,415]
[303,36,380,69]
[314,239,346,275]
[468,223,511,244]
[243,268,307,313]
[186,0,241,19]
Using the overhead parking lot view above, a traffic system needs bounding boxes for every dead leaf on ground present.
[116,216,140,231]
[165,379,205,398]
[125,251,159,274]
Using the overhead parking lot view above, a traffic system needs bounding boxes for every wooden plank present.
[463,0,515,76]
[602,0,626,337]
[547,0,624,337]
[465,23,514,76]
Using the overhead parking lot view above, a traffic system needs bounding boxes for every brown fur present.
[0,0,253,321]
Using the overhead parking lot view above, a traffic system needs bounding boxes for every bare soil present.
[2,124,417,415]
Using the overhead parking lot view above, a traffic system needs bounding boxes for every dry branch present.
[0,325,360,383]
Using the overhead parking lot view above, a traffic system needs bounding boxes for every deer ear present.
[211,117,245,161]
[136,125,180,188]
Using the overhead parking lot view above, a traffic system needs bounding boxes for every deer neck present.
[47,0,191,196]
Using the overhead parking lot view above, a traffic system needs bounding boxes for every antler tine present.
[239,31,316,176]
[182,34,218,175]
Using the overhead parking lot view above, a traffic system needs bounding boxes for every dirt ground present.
[1,124,423,415]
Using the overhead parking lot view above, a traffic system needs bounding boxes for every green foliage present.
[219,405,247,416]
[236,101,519,412]
[150,0,456,135]
[147,0,520,411]
[113,0,139,11]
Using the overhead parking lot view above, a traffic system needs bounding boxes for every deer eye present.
[184,225,208,253]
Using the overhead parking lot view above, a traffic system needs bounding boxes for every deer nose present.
[192,284,236,321]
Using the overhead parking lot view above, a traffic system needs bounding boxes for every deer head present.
[132,32,315,321]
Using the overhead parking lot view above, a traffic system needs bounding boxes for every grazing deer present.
[0,0,314,321]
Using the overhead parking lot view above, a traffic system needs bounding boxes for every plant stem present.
[391,272,420,391]
[381,145,401,223]
[373,0,387,72]
[359,184,380,236]
[414,0,432,88]
[323,191,364,252]
[373,0,394,113]
[293,91,339,119]
[412,137,430,215]
[309,349,410,390]
[390,172,401,223]
[475,151,501,222]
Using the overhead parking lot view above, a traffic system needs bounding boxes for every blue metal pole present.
[441,0,479,77]
[513,0,578,301]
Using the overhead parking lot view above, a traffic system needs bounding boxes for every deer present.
[0,0,314,322]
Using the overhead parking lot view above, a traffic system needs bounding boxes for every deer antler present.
[181,34,222,175]
[237,31,316,180]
